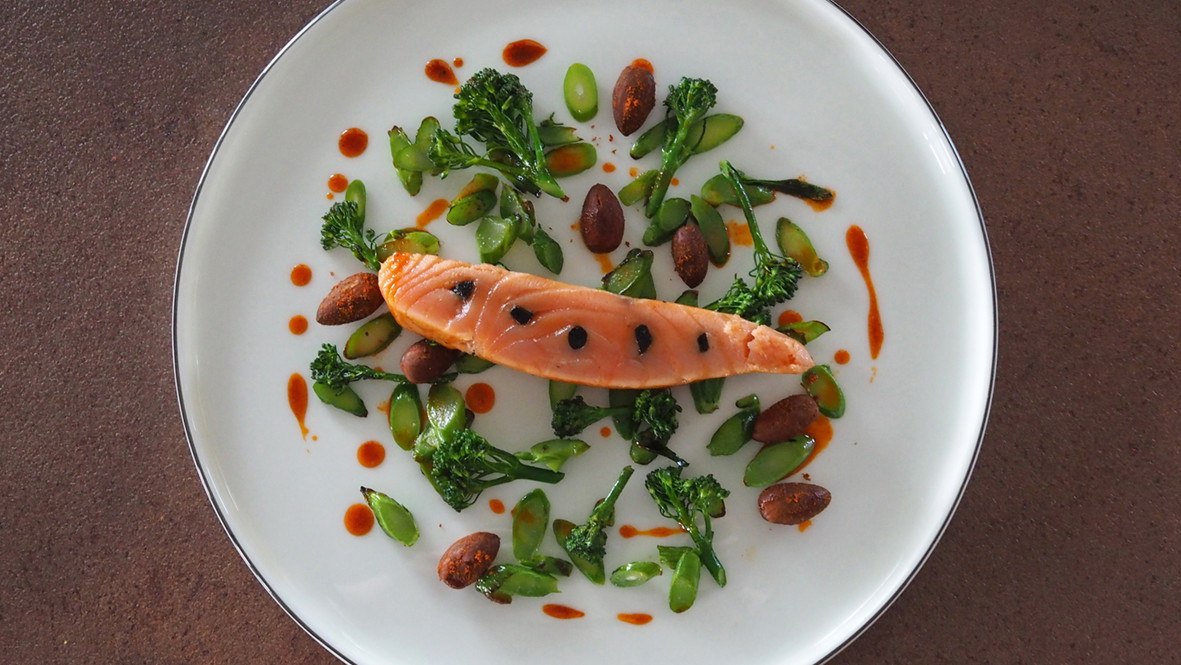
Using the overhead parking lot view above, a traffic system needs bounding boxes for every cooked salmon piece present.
[378,253,814,388]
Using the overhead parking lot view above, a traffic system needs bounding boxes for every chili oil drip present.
[503,39,547,67]
[846,225,883,359]
[287,373,309,440]
[542,604,584,619]
[424,59,458,85]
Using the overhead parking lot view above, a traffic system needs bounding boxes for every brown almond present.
[758,483,832,525]
[400,339,460,384]
[316,272,384,325]
[752,394,820,444]
[612,64,656,136]
[671,223,709,287]
[438,531,500,589]
[579,183,625,253]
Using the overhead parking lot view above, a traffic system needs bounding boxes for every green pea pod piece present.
[690,113,744,154]
[343,178,366,222]
[393,143,436,172]
[657,545,696,570]
[447,189,497,226]
[545,142,597,177]
[629,441,659,465]
[669,549,702,613]
[700,174,775,207]
[707,394,761,456]
[512,489,550,562]
[674,289,699,307]
[475,216,519,264]
[411,426,442,463]
[343,313,402,359]
[610,561,663,587]
[388,127,422,195]
[377,228,441,260]
[312,380,367,417]
[629,118,670,159]
[548,380,578,409]
[538,115,581,147]
[778,320,831,345]
[388,383,423,451]
[756,178,835,203]
[689,377,725,414]
[608,388,639,440]
[802,364,846,418]
[776,217,828,277]
[476,564,560,604]
[454,353,495,374]
[500,186,537,243]
[619,169,658,206]
[601,248,657,300]
[690,195,730,267]
[514,438,589,472]
[426,382,466,436]
[525,555,573,577]
[642,197,691,246]
[553,518,605,584]
[744,435,816,488]
[414,116,440,147]
[563,63,598,122]
[531,226,564,274]
[360,487,418,546]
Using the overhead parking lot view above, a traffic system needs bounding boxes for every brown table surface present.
[3,0,1178,663]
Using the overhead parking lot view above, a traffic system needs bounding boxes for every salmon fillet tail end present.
[745,326,815,375]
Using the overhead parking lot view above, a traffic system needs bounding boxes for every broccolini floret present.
[319,201,381,271]
[641,77,719,217]
[564,466,635,564]
[644,466,730,587]
[425,428,564,512]
[309,343,407,393]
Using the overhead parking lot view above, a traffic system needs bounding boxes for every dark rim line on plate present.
[170,1,998,664]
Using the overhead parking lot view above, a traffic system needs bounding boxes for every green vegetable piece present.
[609,388,640,440]
[531,226,564,274]
[426,382,467,436]
[657,545,696,570]
[601,248,657,300]
[454,353,495,374]
[475,216,519,264]
[644,77,719,218]
[344,178,366,222]
[456,172,499,198]
[377,228,440,260]
[690,113,744,154]
[558,466,635,584]
[743,435,816,488]
[320,201,381,271]
[426,429,565,512]
[700,173,775,207]
[802,364,846,418]
[629,118,671,159]
[690,195,730,267]
[563,63,598,122]
[553,518,603,585]
[707,394,761,456]
[475,564,560,604]
[629,441,659,465]
[526,555,574,577]
[778,320,831,345]
[388,126,422,195]
[393,142,436,172]
[388,383,423,451]
[311,380,367,417]
[538,115,582,147]
[512,489,550,562]
[644,466,729,587]
[513,438,589,472]
[689,377,724,414]
[738,176,835,203]
[674,289,699,307]
[545,142,597,177]
[610,561,663,587]
[776,217,828,276]
[642,197,691,246]
[414,116,441,148]
[618,169,658,206]
[447,189,497,226]
[548,380,578,409]
[668,549,702,613]
[343,313,401,359]
[360,486,418,546]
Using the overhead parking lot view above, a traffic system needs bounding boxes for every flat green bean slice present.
[476,564,560,604]
[377,228,440,259]
[454,353,495,374]
[563,63,598,122]
[629,441,659,465]
[387,126,422,195]
[778,320,831,345]
[538,116,582,146]
[514,438,589,472]
[707,394,760,456]
[674,289,699,307]
[447,189,497,226]
[344,178,366,221]
[426,382,466,436]
[658,545,696,570]
[609,388,639,440]
[525,555,573,577]
[642,197,691,246]
[343,313,401,359]
[312,380,367,417]
[545,142,597,177]
[531,226,564,274]
[475,216,518,264]
[669,549,702,613]
[743,435,816,488]
[690,113,744,154]
[387,383,423,451]
[776,217,828,276]
[610,561,663,587]
[548,380,579,409]
[618,169,657,206]
[512,489,550,562]
[553,518,604,585]
[700,174,775,207]
[690,195,730,267]
[802,365,846,418]
[601,248,656,300]
[689,377,724,415]
[360,487,418,546]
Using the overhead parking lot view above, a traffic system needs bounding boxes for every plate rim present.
[171,1,997,663]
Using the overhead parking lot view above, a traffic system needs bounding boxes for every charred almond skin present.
[401,339,460,384]
[438,532,500,589]
[752,394,820,444]
[579,183,625,253]
[758,483,831,525]
[316,272,384,325]
[612,64,656,136]
[672,223,709,288]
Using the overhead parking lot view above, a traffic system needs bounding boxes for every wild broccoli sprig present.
[319,201,381,271]
[564,466,635,564]
[425,428,564,512]
[642,77,718,217]
[309,343,407,393]
[644,466,730,587]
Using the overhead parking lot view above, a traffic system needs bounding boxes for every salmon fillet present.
[378,253,814,388]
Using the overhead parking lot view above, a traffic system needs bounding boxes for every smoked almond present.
[579,183,625,253]
[316,272,384,325]
[438,532,500,589]
[612,64,656,136]
[758,483,831,525]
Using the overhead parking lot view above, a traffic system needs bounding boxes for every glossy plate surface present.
[175,1,994,663]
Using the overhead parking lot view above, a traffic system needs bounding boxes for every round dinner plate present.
[174,1,995,663]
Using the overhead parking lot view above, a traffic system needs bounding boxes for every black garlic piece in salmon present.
[568,325,588,350]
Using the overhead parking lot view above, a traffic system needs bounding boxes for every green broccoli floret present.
[564,466,635,565]
[641,77,718,217]
[319,201,381,271]
[425,428,564,512]
[550,395,630,438]
[309,344,406,393]
[705,161,803,325]
[644,466,730,587]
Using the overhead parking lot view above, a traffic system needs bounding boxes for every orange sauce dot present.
[726,220,754,246]
[602,162,616,173]
[357,441,386,468]
[327,173,348,193]
[628,166,639,177]
[376,399,390,417]
[777,309,803,327]
[834,349,851,365]
[287,373,309,440]
[599,426,612,438]
[503,39,547,67]
[670,178,679,186]
[465,383,496,414]
[618,613,653,625]
[288,315,308,335]
[290,264,312,286]
[344,503,374,536]
[452,57,464,67]
[338,128,368,157]
[542,604,584,619]
[424,59,458,85]
[798,520,813,532]
[489,499,506,514]
[594,253,615,274]
[416,198,450,229]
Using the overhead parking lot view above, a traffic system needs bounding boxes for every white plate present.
[174,1,994,663]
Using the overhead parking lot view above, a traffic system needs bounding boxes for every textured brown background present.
[2,0,1178,663]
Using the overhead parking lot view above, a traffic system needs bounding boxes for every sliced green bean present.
[610,561,663,587]
[690,113,744,154]
[377,228,440,259]
[454,353,495,374]
[700,173,775,207]
[538,115,581,146]
[525,555,573,577]
[343,313,401,359]
[388,126,422,195]
[312,380,366,417]
[802,364,845,418]
[360,486,418,546]
[475,215,518,264]
[629,441,659,465]
[629,119,670,159]
[669,549,702,613]
[673,289,699,307]
[548,380,579,409]
[609,388,640,440]
[387,383,423,451]
[601,248,657,300]
[689,377,725,414]
[545,142,597,177]
[657,545,696,570]
[476,564,560,604]
[563,63,598,122]
[707,394,760,456]
[426,382,466,436]
[619,169,658,206]
[447,189,497,226]
[553,518,604,584]
[642,197,691,246]
[743,435,815,487]
[778,320,831,345]
[776,217,828,276]
[514,438,589,472]
[344,178,366,221]
[690,195,730,267]
[531,226,564,274]
[512,489,550,562]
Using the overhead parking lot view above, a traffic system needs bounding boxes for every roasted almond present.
[579,183,625,253]
[671,223,709,287]
[438,532,500,589]
[316,272,384,325]
[758,482,831,525]
[752,394,820,443]
[400,339,460,384]
[612,63,656,136]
